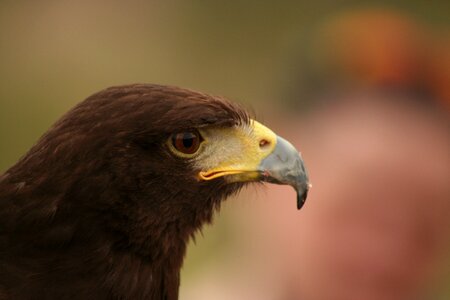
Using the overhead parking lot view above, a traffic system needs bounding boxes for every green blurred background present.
[1,1,449,299]
[1,0,448,171]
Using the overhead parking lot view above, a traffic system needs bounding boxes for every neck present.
[1,170,191,300]
[95,240,183,300]
[76,189,195,300]
[90,183,229,299]
[2,158,238,299]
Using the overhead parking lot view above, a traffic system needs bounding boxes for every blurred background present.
[1,1,449,299]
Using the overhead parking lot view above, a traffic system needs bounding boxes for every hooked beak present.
[258,136,310,209]
[198,120,310,209]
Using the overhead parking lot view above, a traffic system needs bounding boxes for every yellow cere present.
[197,119,277,181]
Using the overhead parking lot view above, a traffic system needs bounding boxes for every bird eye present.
[170,130,203,155]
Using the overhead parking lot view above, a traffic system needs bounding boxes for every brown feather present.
[0,84,250,299]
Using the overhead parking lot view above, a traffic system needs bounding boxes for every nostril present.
[259,139,270,149]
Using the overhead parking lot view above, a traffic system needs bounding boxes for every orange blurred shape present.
[315,9,450,108]
[428,37,450,108]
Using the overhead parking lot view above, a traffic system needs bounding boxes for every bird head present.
[1,84,310,298]
[90,85,310,215]
[7,84,309,255]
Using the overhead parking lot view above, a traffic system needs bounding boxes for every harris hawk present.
[0,84,309,299]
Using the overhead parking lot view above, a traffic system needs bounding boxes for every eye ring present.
[169,130,203,156]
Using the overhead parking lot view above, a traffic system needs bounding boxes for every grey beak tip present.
[259,135,310,210]
[297,188,308,210]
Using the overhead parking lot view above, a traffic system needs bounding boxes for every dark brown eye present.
[171,131,202,155]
